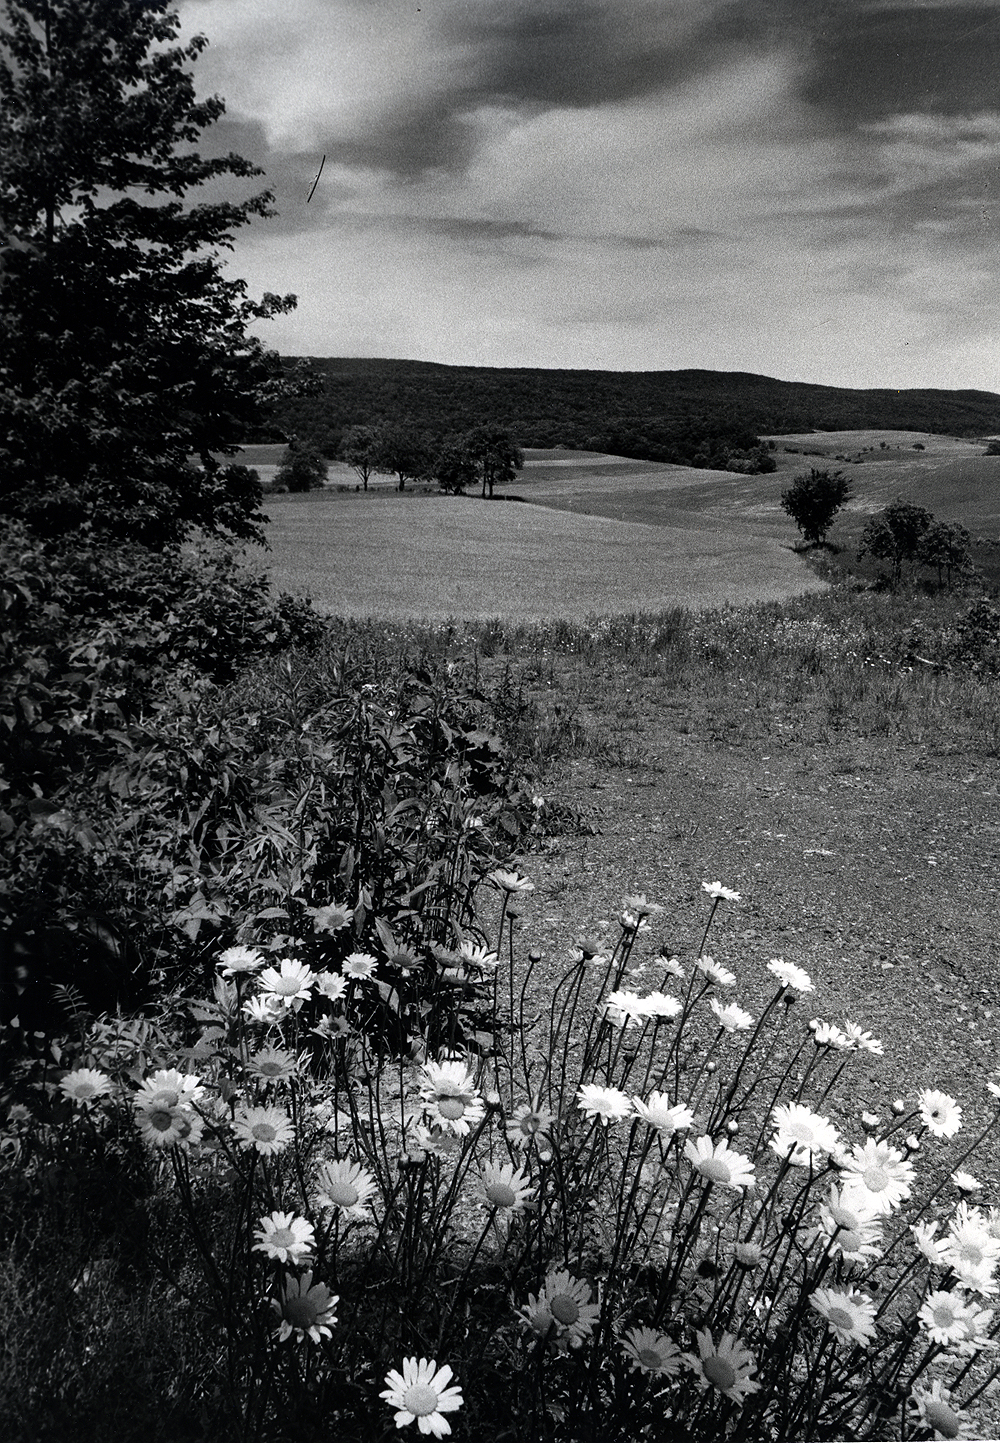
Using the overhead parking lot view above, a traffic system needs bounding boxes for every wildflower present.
[909,1380,979,1440]
[135,1068,204,1108]
[246,1047,297,1082]
[526,1270,599,1346]
[479,1161,534,1212]
[315,970,348,1002]
[620,910,652,933]
[702,881,741,903]
[810,1287,877,1347]
[622,893,664,919]
[942,1207,1000,1294]
[272,1271,338,1343]
[770,1103,840,1164]
[381,1357,464,1436]
[386,945,421,974]
[843,1021,883,1055]
[253,1211,315,1264]
[695,956,736,988]
[489,869,534,894]
[458,942,498,974]
[217,945,265,977]
[243,994,284,1025]
[919,1089,963,1138]
[685,1328,759,1405]
[576,1084,631,1126]
[956,1301,996,1357]
[620,1326,682,1376]
[839,1138,915,1215]
[861,1111,880,1130]
[642,991,682,1019]
[766,958,813,993]
[419,1060,485,1135]
[658,954,685,979]
[913,1220,949,1265]
[919,1290,981,1346]
[709,997,753,1032]
[685,1136,755,1191]
[233,1104,294,1156]
[136,1101,202,1150]
[258,958,315,1008]
[411,1124,464,1158]
[953,1170,982,1193]
[60,1068,112,1106]
[311,902,354,933]
[506,1099,555,1150]
[809,1019,851,1049]
[733,1242,764,1269]
[601,990,646,1029]
[632,1093,694,1140]
[816,1189,882,1263]
[315,1157,378,1219]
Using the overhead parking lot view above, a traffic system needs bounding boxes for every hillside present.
[270,357,1000,465]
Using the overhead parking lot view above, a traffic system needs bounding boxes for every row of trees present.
[338,424,524,497]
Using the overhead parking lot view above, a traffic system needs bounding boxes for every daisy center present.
[550,1294,580,1325]
[521,1116,542,1134]
[485,1182,517,1208]
[269,1228,296,1250]
[638,1348,663,1370]
[703,1356,737,1391]
[257,1061,286,1077]
[149,1108,176,1133]
[327,1180,360,1207]
[253,1123,278,1142]
[698,1159,732,1184]
[932,1304,958,1329]
[284,1296,319,1328]
[924,1400,962,1439]
[827,1307,855,1332]
[788,1122,817,1145]
[437,1097,467,1120]
[402,1384,440,1418]
[861,1164,890,1192]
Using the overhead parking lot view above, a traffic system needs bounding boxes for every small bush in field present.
[780,468,853,548]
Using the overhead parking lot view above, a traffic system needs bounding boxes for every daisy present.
[311,902,354,933]
[531,1270,600,1345]
[622,893,664,919]
[912,1220,949,1266]
[695,956,736,988]
[733,1242,764,1270]
[632,1093,694,1140]
[478,1161,534,1212]
[381,1357,464,1437]
[642,991,682,1019]
[315,1157,378,1219]
[243,994,284,1025]
[419,1060,485,1135]
[217,945,265,977]
[770,1103,840,1164]
[685,1136,756,1191]
[315,970,348,1002]
[258,958,315,1007]
[766,958,813,993]
[506,1099,555,1150]
[620,1326,681,1376]
[458,942,498,974]
[702,881,741,903]
[816,1189,882,1263]
[136,1102,201,1150]
[576,1084,632,1126]
[601,990,646,1029]
[272,1271,338,1344]
[246,1047,297,1082]
[810,1287,877,1348]
[956,1302,996,1357]
[658,954,685,979]
[253,1211,315,1264]
[709,998,753,1032]
[909,1380,978,1441]
[953,1170,982,1193]
[839,1139,915,1215]
[233,1104,294,1156]
[942,1211,1000,1294]
[135,1068,205,1108]
[918,1089,963,1138]
[488,869,534,894]
[843,1021,883,1055]
[919,1290,980,1346]
[60,1068,112,1106]
[809,1019,851,1049]
[685,1329,758,1405]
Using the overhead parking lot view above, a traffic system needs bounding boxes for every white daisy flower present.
[684,1328,758,1405]
[685,1136,755,1191]
[272,1272,338,1344]
[919,1089,963,1138]
[233,1104,294,1156]
[311,902,354,933]
[709,997,753,1032]
[838,1139,914,1215]
[576,1084,631,1126]
[381,1357,464,1437]
[315,970,348,1002]
[419,1060,485,1136]
[766,958,813,993]
[701,881,741,903]
[809,1019,851,1049]
[770,1103,840,1164]
[909,1380,979,1440]
[620,1326,682,1376]
[695,956,736,988]
[632,1093,694,1140]
[258,958,315,1007]
[919,1290,981,1346]
[953,1170,982,1193]
[478,1161,534,1213]
[60,1068,112,1106]
[912,1220,949,1265]
[488,869,534,894]
[315,1157,378,1219]
[842,1021,883,1055]
[253,1210,315,1264]
[217,945,266,976]
[810,1286,877,1348]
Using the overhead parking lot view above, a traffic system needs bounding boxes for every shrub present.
[859,500,934,585]
[780,469,853,547]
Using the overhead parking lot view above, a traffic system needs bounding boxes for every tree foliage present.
[0,0,296,546]
[338,425,383,490]
[859,500,934,584]
[780,469,853,547]
[916,519,973,588]
[275,436,328,493]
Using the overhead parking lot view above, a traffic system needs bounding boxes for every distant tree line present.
[258,358,1000,471]
[275,423,525,497]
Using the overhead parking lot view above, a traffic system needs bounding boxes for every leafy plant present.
[780,469,853,548]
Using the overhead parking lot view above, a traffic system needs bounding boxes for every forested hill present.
[271,358,1000,464]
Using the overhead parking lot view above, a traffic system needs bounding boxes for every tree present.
[464,427,524,499]
[916,519,972,589]
[377,423,434,492]
[339,424,383,491]
[858,499,934,584]
[275,436,328,493]
[432,436,478,495]
[0,0,296,547]
[780,469,853,547]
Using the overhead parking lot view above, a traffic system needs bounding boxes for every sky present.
[176,0,1000,391]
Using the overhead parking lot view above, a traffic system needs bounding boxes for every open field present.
[242,489,825,619]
